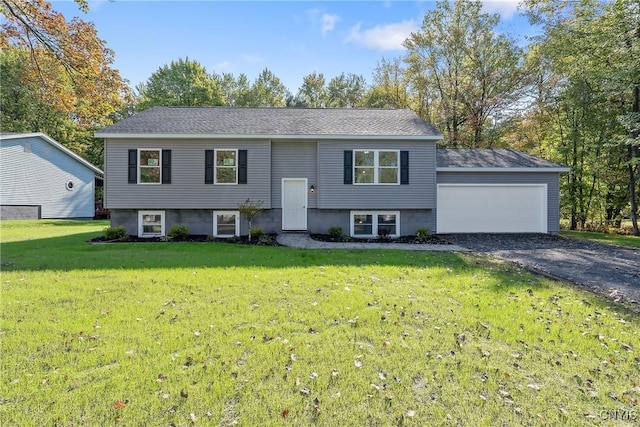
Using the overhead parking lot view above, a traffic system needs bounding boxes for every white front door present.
[282,178,307,230]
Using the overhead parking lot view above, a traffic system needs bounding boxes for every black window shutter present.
[128,149,137,184]
[238,150,248,184]
[205,150,214,184]
[343,150,353,184]
[162,149,171,184]
[400,151,409,185]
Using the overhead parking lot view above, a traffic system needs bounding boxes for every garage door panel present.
[437,184,547,233]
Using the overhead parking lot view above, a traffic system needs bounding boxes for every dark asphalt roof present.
[96,107,442,137]
[437,148,566,169]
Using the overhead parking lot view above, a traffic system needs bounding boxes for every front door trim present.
[282,178,308,231]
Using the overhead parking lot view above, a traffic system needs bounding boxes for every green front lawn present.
[1,220,638,426]
[561,229,640,249]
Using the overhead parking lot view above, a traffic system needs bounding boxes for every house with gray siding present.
[0,133,103,220]
[95,107,568,237]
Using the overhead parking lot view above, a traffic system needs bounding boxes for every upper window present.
[215,149,238,184]
[353,150,399,185]
[139,149,161,184]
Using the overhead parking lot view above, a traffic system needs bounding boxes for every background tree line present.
[1,0,638,234]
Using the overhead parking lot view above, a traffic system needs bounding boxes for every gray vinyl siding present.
[0,136,96,218]
[436,171,562,233]
[104,138,271,209]
[271,141,317,209]
[317,140,436,209]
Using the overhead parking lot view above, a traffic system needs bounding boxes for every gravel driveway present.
[441,234,640,305]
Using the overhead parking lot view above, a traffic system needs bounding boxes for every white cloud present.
[321,13,340,36]
[346,20,418,51]
[306,9,340,36]
[481,0,522,20]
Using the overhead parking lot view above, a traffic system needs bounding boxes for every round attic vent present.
[66,180,74,191]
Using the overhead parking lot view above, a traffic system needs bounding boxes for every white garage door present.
[437,184,547,233]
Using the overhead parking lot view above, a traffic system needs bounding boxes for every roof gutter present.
[94,133,444,141]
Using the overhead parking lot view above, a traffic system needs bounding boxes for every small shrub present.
[416,227,431,241]
[250,227,265,240]
[103,226,127,240]
[258,234,273,245]
[377,228,391,240]
[168,224,189,239]
[328,226,343,239]
[238,198,264,242]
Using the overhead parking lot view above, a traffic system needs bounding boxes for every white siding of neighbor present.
[317,140,437,209]
[0,136,96,218]
[104,138,272,209]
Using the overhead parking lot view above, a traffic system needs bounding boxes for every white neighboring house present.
[0,133,103,219]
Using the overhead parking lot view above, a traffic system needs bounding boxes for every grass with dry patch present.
[1,220,639,426]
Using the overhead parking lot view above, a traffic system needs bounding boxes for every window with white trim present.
[354,150,399,185]
[350,211,400,238]
[215,149,238,184]
[139,149,162,184]
[213,211,239,238]
[138,210,165,237]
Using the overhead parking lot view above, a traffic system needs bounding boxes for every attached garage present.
[436,149,569,234]
[437,184,547,233]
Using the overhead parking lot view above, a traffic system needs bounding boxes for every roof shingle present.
[437,148,566,169]
[96,107,442,137]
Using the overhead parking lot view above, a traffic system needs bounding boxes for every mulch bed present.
[310,234,450,245]
[89,234,280,246]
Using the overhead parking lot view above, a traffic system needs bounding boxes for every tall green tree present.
[363,58,411,109]
[1,0,129,127]
[213,72,252,107]
[523,0,640,234]
[1,0,130,166]
[403,0,525,147]
[245,68,288,107]
[327,73,367,107]
[297,72,327,108]
[0,49,93,151]
[136,58,224,110]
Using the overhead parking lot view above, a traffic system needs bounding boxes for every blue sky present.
[51,0,534,93]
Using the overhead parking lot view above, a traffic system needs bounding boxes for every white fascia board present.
[94,133,443,141]
[1,132,104,175]
[436,167,570,173]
